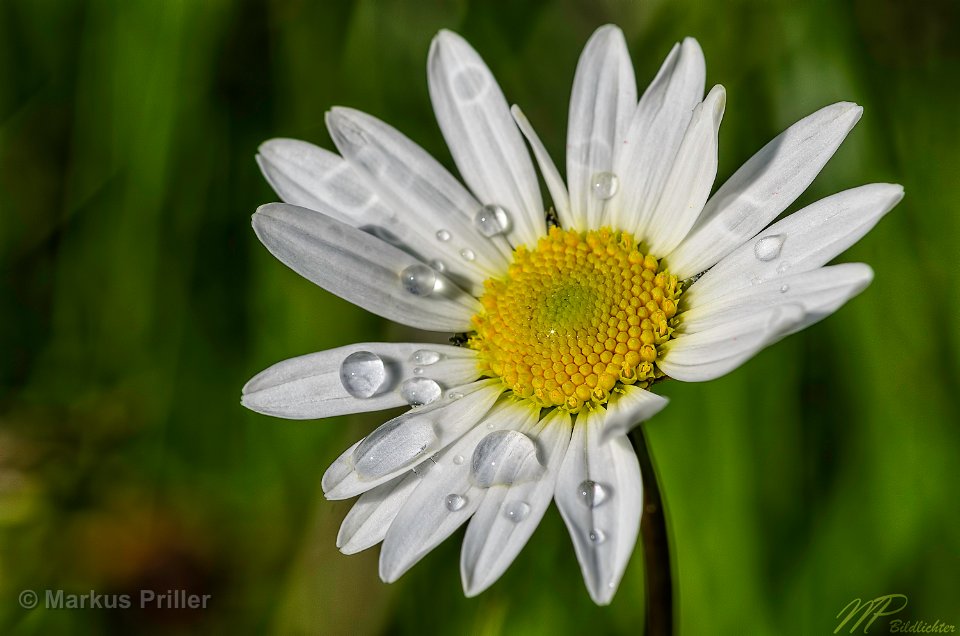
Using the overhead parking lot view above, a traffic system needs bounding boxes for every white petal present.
[666,102,864,278]
[658,305,805,382]
[612,38,705,234]
[599,386,670,444]
[683,183,903,306]
[337,469,426,555]
[566,25,636,231]
[645,85,726,256]
[428,30,546,248]
[678,263,873,334]
[321,379,504,500]
[555,409,644,605]
[326,107,512,290]
[252,203,480,332]
[241,343,478,420]
[511,105,573,230]
[379,399,540,582]
[460,409,572,596]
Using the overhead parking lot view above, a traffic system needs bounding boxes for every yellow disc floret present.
[469,227,681,412]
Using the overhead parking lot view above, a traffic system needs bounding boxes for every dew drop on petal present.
[412,367,424,375]
[779,284,790,294]
[591,172,619,200]
[353,416,438,479]
[436,229,451,242]
[430,259,446,273]
[410,349,442,365]
[470,430,544,488]
[452,454,464,465]
[460,248,476,262]
[399,264,437,296]
[445,493,467,511]
[447,391,464,401]
[588,529,607,544]
[400,377,442,406]
[451,66,488,101]
[503,501,531,523]
[339,351,386,398]
[754,234,785,261]
[576,480,608,508]
[474,204,510,237]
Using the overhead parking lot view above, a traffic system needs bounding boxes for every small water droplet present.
[412,367,424,375]
[430,259,446,273]
[779,284,790,293]
[503,501,531,523]
[410,350,442,365]
[453,454,464,465]
[591,172,619,200]
[776,261,791,274]
[447,391,464,401]
[436,229,451,242]
[576,480,608,507]
[339,351,386,398]
[460,248,476,262]
[399,264,437,296]
[400,377,442,406]
[474,204,510,237]
[754,234,785,261]
[451,66,488,101]
[470,430,544,488]
[588,529,607,544]
[445,494,467,511]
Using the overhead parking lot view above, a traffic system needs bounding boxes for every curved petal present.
[337,468,428,555]
[428,30,546,248]
[555,408,644,605]
[378,399,540,583]
[460,409,572,596]
[658,304,805,382]
[666,102,863,278]
[321,379,504,500]
[326,107,512,289]
[242,343,479,420]
[682,183,903,306]
[599,386,670,444]
[566,25,636,231]
[511,105,573,230]
[611,38,705,234]
[645,85,725,256]
[252,203,480,332]
[678,263,873,333]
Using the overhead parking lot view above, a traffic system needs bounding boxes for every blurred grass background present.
[1,0,958,634]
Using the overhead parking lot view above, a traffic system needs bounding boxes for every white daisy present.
[242,26,902,604]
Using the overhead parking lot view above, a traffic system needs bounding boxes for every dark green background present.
[2,0,958,634]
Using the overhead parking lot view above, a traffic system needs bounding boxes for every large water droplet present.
[474,204,510,237]
[591,172,619,200]
[576,480,608,508]
[339,351,386,398]
[503,501,531,523]
[588,529,607,544]
[436,229,451,242]
[445,493,467,511]
[470,430,544,488]
[410,350,442,365]
[400,377,442,406]
[353,416,438,479]
[460,248,476,262]
[399,264,437,296]
[754,234,785,261]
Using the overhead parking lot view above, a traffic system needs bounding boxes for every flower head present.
[243,25,901,604]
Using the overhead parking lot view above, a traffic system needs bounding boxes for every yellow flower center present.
[469,227,681,412]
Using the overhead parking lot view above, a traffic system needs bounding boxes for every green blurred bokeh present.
[1,0,958,634]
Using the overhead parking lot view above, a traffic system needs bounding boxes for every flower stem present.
[631,424,673,636]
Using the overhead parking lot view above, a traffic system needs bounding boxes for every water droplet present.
[470,430,545,488]
[453,454,464,465]
[399,264,437,296]
[430,259,446,273]
[445,493,467,511]
[451,66,488,101]
[447,391,464,401]
[410,350,442,365]
[754,234,785,261]
[436,229,451,242]
[749,276,763,286]
[591,172,619,200]
[400,377,442,406]
[776,261,791,274]
[339,351,386,398]
[412,367,424,375]
[588,529,607,544]
[576,480,608,507]
[779,284,790,294]
[353,415,438,479]
[460,248,476,262]
[503,501,531,523]
[474,204,510,237]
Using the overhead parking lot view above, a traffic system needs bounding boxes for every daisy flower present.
[242,26,902,604]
